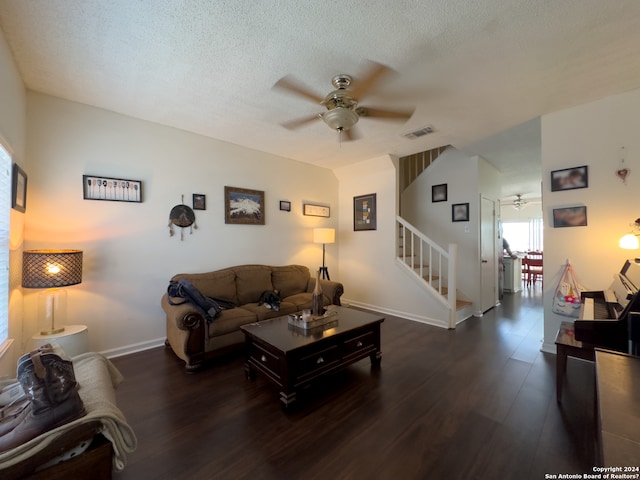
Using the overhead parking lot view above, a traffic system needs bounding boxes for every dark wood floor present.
[111,289,596,480]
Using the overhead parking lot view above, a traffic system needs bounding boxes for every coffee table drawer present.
[249,342,281,380]
[342,330,376,360]
[295,344,340,381]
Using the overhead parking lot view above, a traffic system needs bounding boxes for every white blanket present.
[0,352,137,472]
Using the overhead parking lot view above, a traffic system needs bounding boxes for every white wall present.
[24,93,339,356]
[335,155,450,327]
[541,88,640,351]
[0,28,27,377]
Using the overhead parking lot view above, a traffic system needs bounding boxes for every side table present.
[555,320,595,403]
[32,325,89,357]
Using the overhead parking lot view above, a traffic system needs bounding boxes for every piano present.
[575,259,640,355]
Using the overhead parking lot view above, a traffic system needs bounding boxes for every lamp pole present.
[320,243,330,280]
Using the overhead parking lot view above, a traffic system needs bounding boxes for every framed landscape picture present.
[353,193,377,231]
[224,186,264,225]
[553,206,587,227]
[452,203,469,222]
[550,166,588,191]
[432,183,447,202]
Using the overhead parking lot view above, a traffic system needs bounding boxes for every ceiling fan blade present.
[342,127,361,142]
[359,106,415,120]
[350,61,395,99]
[273,76,324,104]
[281,114,320,130]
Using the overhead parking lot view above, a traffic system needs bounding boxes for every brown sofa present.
[161,264,344,371]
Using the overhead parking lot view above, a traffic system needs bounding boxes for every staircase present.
[397,145,473,328]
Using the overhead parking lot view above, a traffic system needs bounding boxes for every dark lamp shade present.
[22,250,83,288]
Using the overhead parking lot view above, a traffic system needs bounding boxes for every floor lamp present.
[313,228,335,281]
[22,249,83,335]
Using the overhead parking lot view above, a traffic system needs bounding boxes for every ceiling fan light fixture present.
[321,107,359,131]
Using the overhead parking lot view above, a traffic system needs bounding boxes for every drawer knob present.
[356,341,363,347]
[261,355,267,363]
[316,357,324,364]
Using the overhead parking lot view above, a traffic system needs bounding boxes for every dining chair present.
[525,251,543,286]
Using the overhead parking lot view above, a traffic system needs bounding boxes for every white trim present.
[100,337,166,359]
[341,298,449,329]
[0,338,14,359]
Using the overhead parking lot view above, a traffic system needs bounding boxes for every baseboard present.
[100,337,166,359]
[540,341,557,354]
[341,298,449,329]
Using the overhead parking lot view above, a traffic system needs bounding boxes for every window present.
[0,143,10,344]
[502,218,543,253]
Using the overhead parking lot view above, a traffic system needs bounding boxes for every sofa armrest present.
[161,293,207,371]
[307,278,344,306]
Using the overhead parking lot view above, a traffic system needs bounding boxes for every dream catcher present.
[168,195,197,240]
[616,146,630,184]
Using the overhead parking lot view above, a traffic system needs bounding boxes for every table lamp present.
[22,249,83,335]
[313,228,335,280]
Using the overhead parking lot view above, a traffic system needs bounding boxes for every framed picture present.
[354,193,377,231]
[432,183,447,202]
[192,194,206,210]
[550,165,588,191]
[11,163,27,213]
[303,203,330,217]
[224,186,264,225]
[452,203,469,222]
[553,206,587,227]
[83,175,142,202]
[280,200,291,212]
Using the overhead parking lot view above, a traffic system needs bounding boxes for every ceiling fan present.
[507,194,541,210]
[273,61,415,141]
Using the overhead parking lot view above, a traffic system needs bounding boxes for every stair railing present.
[396,216,458,328]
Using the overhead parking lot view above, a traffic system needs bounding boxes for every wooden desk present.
[555,320,595,403]
[595,349,640,466]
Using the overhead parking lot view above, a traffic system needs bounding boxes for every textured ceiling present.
[2,0,640,200]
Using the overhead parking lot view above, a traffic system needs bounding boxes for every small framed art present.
[553,206,587,227]
[432,183,447,202]
[224,186,264,225]
[193,194,206,210]
[280,200,291,212]
[452,203,469,222]
[303,203,330,217]
[354,193,377,231]
[550,166,588,191]
[11,163,27,213]
[83,175,142,202]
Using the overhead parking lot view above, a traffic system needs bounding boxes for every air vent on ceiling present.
[403,126,434,139]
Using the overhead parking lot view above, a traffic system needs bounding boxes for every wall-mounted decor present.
[168,195,198,240]
[550,165,588,192]
[225,186,264,225]
[432,183,447,202]
[83,175,142,202]
[280,200,291,212]
[193,194,206,210]
[553,206,587,227]
[303,203,330,217]
[452,203,469,222]
[354,193,377,231]
[11,163,27,213]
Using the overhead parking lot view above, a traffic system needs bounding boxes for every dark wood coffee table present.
[241,306,384,409]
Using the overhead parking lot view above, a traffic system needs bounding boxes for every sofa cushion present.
[234,265,274,305]
[272,265,310,299]
[172,269,238,305]
[207,307,257,338]
[283,292,330,309]
[241,302,298,321]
